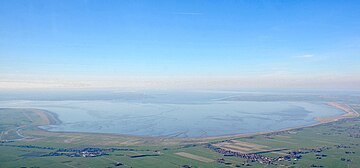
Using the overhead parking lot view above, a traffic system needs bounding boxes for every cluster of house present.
[44,147,108,157]
[299,146,331,153]
[207,143,343,166]
[315,153,327,160]
[0,140,14,143]
[215,158,232,165]
[206,144,273,165]
[262,130,298,138]
[310,164,324,167]
[345,151,355,154]
[3,142,163,160]
[340,157,352,162]
[334,144,351,149]
[277,148,327,161]
[276,154,301,162]
[42,147,162,158]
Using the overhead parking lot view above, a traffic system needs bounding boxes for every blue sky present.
[1,0,360,90]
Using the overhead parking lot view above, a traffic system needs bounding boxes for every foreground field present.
[0,104,360,168]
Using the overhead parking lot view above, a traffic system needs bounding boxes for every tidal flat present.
[0,91,344,138]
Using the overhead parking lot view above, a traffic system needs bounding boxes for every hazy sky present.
[1,0,360,90]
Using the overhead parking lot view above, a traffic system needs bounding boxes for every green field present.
[1,106,360,168]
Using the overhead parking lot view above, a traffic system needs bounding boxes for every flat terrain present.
[0,103,360,168]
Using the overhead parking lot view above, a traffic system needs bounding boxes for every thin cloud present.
[295,54,314,58]
[172,12,203,15]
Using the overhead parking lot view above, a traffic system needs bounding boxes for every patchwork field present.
[0,104,360,168]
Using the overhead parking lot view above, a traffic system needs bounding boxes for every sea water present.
[0,91,344,138]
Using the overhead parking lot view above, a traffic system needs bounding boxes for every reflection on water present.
[0,92,344,138]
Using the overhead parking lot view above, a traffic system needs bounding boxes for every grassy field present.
[0,105,360,168]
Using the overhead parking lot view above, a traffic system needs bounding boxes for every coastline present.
[26,108,62,125]
[194,102,360,141]
[40,109,62,125]
[31,102,359,143]
[315,102,360,123]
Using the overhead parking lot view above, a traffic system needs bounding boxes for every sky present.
[0,0,360,90]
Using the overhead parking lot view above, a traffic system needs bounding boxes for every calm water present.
[0,92,344,138]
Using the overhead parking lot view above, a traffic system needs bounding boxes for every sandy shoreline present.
[316,102,360,123]
[41,109,62,125]
[31,102,359,143]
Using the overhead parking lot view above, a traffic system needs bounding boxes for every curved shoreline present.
[39,109,62,125]
[195,102,359,141]
[32,102,359,142]
[315,102,360,123]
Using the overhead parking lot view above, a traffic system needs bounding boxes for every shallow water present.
[0,92,343,138]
